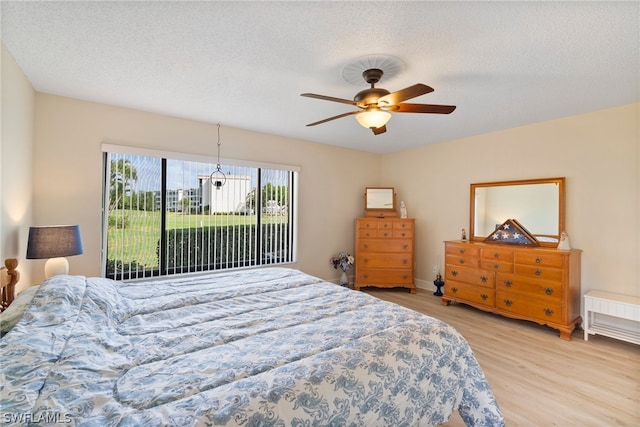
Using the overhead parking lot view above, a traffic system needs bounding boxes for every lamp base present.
[433,279,445,297]
[44,257,69,278]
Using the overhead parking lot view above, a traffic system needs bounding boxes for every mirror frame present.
[364,187,397,217]
[469,177,565,247]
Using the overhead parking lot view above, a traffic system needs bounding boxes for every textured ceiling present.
[1,1,638,154]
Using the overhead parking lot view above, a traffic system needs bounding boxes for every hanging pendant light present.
[210,123,226,189]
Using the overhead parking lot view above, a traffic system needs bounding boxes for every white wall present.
[4,47,639,307]
[383,103,640,302]
[0,44,34,292]
[31,93,381,284]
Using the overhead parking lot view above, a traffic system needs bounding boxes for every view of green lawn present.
[107,210,288,269]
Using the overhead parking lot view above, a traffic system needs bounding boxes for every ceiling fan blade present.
[301,93,356,106]
[371,125,387,135]
[377,84,434,106]
[394,103,457,114]
[306,110,359,126]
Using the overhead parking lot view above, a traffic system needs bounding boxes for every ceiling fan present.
[301,68,456,135]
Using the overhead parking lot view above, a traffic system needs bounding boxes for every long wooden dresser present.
[442,240,582,340]
[354,217,416,293]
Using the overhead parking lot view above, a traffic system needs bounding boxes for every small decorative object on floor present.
[339,271,349,286]
[330,251,354,287]
[558,231,571,250]
[400,201,408,219]
[461,228,467,241]
[433,273,444,296]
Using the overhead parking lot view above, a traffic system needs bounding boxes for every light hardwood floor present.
[362,287,640,427]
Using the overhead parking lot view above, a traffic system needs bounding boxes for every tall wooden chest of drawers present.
[442,240,582,340]
[354,218,416,293]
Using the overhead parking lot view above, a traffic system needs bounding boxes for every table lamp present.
[26,225,83,278]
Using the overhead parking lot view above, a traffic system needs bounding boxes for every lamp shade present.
[26,225,84,259]
[355,109,391,129]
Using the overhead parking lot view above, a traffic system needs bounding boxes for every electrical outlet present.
[432,265,438,274]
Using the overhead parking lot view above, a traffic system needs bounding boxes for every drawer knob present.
[401,232,406,237]
[459,258,465,264]
[383,232,389,237]
[452,287,458,293]
[480,275,488,283]
[535,269,542,276]
[493,263,499,270]
[543,308,554,317]
[504,299,513,306]
[403,244,408,250]
[459,248,465,254]
[452,270,458,277]
[364,259,369,264]
[365,232,371,237]
[493,252,500,258]
[402,259,408,265]
[535,257,542,263]
[363,274,368,279]
[480,293,488,301]
[504,280,513,287]
[543,287,554,296]
[364,244,369,249]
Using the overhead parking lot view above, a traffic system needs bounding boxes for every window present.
[102,145,298,280]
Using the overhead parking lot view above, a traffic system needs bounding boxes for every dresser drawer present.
[496,273,563,301]
[446,265,494,288]
[445,281,494,307]
[357,239,412,253]
[446,243,480,258]
[514,252,565,268]
[445,243,480,267]
[482,247,514,263]
[357,268,413,284]
[358,228,411,239]
[393,220,413,230]
[480,259,513,273]
[496,291,563,323]
[445,254,480,268]
[359,253,412,269]
[514,264,564,282]
[357,228,377,238]
[374,221,396,238]
[377,220,394,229]
[357,218,380,230]
[392,227,413,239]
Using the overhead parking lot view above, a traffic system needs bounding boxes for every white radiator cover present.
[584,290,640,345]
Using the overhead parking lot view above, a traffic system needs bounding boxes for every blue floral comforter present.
[1,268,503,426]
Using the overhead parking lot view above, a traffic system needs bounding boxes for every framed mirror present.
[470,177,565,247]
[364,187,397,217]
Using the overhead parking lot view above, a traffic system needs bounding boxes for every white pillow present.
[0,285,40,333]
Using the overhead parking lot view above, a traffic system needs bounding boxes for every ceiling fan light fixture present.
[356,109,391,130]
[302,63,455,134]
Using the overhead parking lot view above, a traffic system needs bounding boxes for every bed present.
[1,266,504,426]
